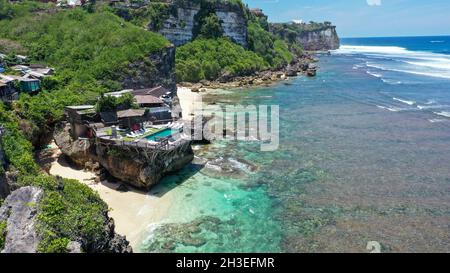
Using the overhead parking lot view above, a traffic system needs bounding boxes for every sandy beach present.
[44,86,202,251]
[46,145,176,251]
[177,86,204,119]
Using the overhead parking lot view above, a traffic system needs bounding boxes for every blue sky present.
[242,0,450,37]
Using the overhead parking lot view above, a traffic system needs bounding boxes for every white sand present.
[177,86,204,120]
[47,144,176,251]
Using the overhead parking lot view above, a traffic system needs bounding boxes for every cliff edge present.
[270,22,340,51]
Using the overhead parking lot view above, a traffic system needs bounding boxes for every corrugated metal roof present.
[66,105,95,110]
[135,95,163,105]
[117,109,146,118]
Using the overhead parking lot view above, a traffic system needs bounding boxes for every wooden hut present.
[117,109,147,130]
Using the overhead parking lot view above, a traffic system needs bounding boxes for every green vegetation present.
[174,0,294,82]
[113,0,295,82]
[0,104,39,175]
[0,0,52,20]
[247,20,293,69]
[176,38,267,82]
[0,3,169,135]
[113,1,175,30]
[0,220,6,250]
[0,104,110,253]
[194,12,224,39]
[33,176,108,253]
[96,92,138,113]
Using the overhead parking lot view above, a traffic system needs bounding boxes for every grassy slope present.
[176,38,268,82]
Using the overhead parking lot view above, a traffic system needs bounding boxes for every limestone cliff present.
[153,0,247,47]
[270,22,340,51]
[113,0,248,47]
[0,187,43,253]
[95,140,194,189]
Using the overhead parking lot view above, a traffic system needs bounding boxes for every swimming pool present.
[145,128,176,142]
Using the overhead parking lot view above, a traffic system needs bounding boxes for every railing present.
[97,135,188,151]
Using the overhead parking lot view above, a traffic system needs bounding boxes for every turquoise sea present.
[139,36,450,253]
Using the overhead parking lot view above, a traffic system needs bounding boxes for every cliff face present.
[295,27,340,51]
[270,23,340,51]
[117,45,177,94]
[95,140,194,189]
[150,1,248,47]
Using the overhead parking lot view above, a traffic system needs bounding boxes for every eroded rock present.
[0,186,43,253]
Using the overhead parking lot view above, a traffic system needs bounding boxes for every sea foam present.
[335,45,450,80]
[393,97,415,105]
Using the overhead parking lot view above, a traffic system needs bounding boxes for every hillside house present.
[134,94,165,108]
[19,78,40,93]
[65,105,97,139]
[117,109,147,130]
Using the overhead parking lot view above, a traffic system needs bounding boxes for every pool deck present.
[94,123,186,151]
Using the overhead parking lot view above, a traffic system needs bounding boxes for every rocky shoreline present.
[179,53,320,91]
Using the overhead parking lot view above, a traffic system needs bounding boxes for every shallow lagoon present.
[139,52,450,253]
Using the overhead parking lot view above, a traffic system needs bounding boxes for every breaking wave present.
[335,45,450,80]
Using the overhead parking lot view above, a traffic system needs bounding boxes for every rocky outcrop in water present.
[141,216,229,252]
[270,22,340,51]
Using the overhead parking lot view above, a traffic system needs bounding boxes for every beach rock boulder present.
[54,123,96,167]
[95,140,194,189]
[0,186,43,253]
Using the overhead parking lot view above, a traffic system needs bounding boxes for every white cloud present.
[367,0,382,6]
[292,19,304,24]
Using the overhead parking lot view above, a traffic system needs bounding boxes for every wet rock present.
[306,68,317,77]
[141,216,225,252]
[203,156,258,178]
